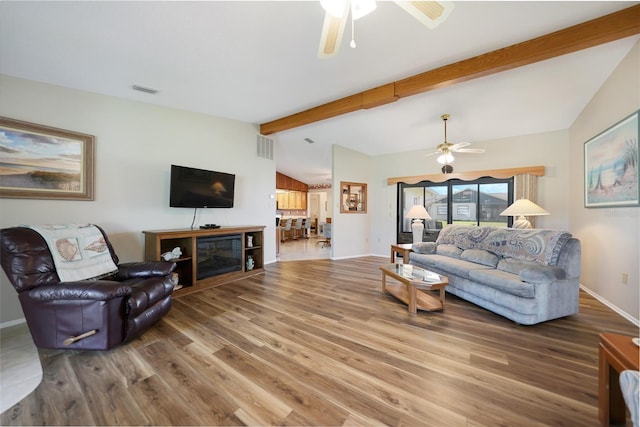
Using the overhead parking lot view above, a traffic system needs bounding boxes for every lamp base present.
[411,219,424,243]
[512,216,532,229]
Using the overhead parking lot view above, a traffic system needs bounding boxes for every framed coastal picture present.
[584,111,639,208]
[0,117,95,200]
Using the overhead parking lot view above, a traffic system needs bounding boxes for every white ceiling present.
[1,1,638,185]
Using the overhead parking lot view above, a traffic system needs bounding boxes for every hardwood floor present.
[2,256,638,426]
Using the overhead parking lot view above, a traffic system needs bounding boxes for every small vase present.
[246,256,254,271]
[247,236,253,248]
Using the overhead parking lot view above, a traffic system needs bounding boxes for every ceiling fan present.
[318,0,454,58]
[425,114,485,165]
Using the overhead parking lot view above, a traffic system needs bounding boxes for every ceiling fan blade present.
[424,151,440,157]
[449,141,471,151]
[456,148,486,154]
[318,12,347,58]
[392,1,455,29]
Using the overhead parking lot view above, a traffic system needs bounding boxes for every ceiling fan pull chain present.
[350,12,357,48]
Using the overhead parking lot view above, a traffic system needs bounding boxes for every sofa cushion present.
[409,252,440,269]
[468,269,535,298]
[519,266,566,284]
[412,242,436,254]
[436,244,463,259]
[432,256,492,279]
[461,249,500,268]
[497,257,541,275]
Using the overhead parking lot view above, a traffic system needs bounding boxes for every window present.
[340,182,367,213]
[397,177,513,243]
[457,205,470,217]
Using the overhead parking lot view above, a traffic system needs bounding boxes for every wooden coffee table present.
[380,263,448,315]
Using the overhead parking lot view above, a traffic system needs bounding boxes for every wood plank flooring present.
[2,257,638,426]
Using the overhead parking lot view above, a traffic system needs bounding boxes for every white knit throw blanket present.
[27,224,118,282]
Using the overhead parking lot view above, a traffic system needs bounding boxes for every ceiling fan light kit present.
[437,152,454,165]
[318,0,454,58]
[426,113,485,168]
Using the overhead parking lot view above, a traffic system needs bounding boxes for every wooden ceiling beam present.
[259,5,640,135]
[362,83,399,109]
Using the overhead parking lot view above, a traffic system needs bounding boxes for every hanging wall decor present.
[0,117,95,200]
[584,110,638,208]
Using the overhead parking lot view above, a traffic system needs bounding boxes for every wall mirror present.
[340,181,367,213]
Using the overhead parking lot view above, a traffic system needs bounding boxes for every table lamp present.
[406,205,431,243]
[500,198,549,229]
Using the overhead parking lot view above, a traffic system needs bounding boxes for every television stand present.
[143,225,265,297]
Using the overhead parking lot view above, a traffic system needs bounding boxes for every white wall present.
[0,75,277,325]
[368,129,571,257]
[332,145,372,259]
[569,41,639,322]
[308,188,331,223]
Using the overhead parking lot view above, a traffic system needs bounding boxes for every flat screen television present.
[170,164,235,208]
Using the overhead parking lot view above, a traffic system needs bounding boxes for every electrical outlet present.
[622,273,628,284]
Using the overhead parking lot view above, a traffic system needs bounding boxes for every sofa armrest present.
[115,261,176,280]
[412,242,436,254]
[519,266,567,284]
[28,281,132,301]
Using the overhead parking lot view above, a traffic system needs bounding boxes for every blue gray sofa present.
[409,226,581,325]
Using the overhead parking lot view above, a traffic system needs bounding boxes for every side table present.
[390,243,413,263]
[599,332,639,426]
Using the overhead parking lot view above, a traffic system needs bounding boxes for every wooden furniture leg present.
[438,287,446,306]
[381,271,387,293]
[408,284,417,315]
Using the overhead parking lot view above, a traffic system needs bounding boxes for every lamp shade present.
[406,205,431,219]
[500,199,549,217]
[500,199,549,229]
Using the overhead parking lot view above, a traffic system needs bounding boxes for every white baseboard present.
[579,284,639,327]
[0,318,26,329]
[331,253,386,261]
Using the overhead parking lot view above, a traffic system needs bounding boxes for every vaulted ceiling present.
[1,1,638,184]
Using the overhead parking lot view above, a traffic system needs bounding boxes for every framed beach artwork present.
[584,111,639,208]
[0,117,95,200]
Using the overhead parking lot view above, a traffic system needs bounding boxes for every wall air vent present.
[256,134,274,160]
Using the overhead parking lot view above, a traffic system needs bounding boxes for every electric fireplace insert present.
[196,234,242,280]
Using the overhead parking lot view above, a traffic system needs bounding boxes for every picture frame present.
[0,117,95,200]
[584,110,639,208]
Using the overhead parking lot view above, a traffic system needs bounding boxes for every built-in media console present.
[143,226,265,296]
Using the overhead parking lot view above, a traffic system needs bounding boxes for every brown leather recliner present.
[0,226,176,350]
